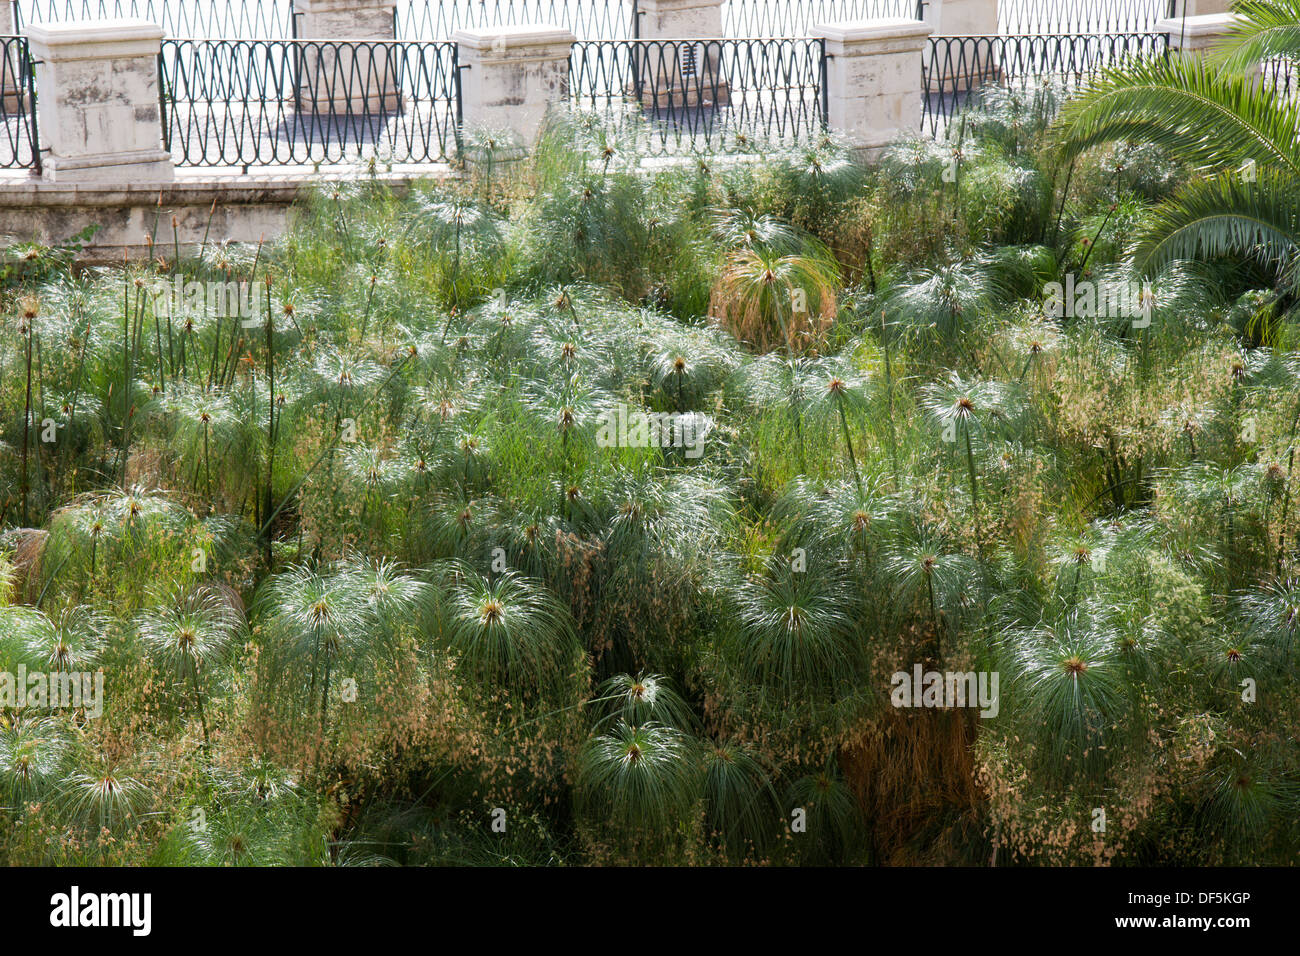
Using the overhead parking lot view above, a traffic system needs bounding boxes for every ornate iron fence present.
[158,37,459,168]
[722,0,924,38]
[997,0,1176,37]
[0,34,39,170]
[1259,55,1299,100]
[11,0,929,41]
[12,0,296,37]
[395,0,637,41]
[12,0,639,40]
[922,31,1167,136]
[569,37,826,153]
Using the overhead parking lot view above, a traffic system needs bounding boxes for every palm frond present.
[1132,169,1300,289]
[1056,56,1300,177]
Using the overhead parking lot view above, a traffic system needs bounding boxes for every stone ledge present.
[812,17,934,45]
[25,18,163,61]
[41,148,175,185]
[295,0,396,12]
[1155,12,1239,37]
[0,167,453,206]
[0,166,452,262]
[0,181,304,207]
[452,24,577,52]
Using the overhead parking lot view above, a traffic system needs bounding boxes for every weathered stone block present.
[454,25,576,145]
[24,19,173,183]
[813,18,933,154]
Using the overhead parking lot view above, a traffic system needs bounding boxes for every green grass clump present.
[1,90,1298,867]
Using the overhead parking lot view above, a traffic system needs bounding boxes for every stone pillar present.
[295,0,400,114]
[637,0,725,36]
[453,25,576,145]
[24,19,173,184]
[930,0,999,35]
[1159,12,1267,89]
[1157,12,1239,55]
[1181,0,1233,16]
[812,18,933,154]
[926,0,999,92]
[635,0,729,110]
[296,0,395,40]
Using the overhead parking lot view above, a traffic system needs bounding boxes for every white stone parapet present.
[1156,12,1241,54]
[294,0,401,114]
[24,18,173,184]
[929,0,998,37]
[453,24,577,146]
[295,0,397,39]
[636,0,726,38]
[1182,0,1234,16]
[813,18,934,153]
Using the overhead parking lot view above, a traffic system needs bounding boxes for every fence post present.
[930,0,998,36]
[812,18,933,156]
[1182,0,1233,15]
[452,24,576,146]
[296,0,396,39]
[634,0,728,109]
[1157,12,1240,56]
[637,0,725,36]
[24,18,173,183]
[926,0,998,92]
[295,0,400,114]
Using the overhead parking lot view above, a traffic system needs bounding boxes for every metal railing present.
[12,0,639,40]
[1259,55,1299,100]
[922,31,1167,136]
[0,34,39,171]
[158,37,459,168]
[997,0,1176,37]
[722,0,924,38]
[12,0,296,37]
[0,3,1232,170]
[10,0,928,41]
[395,0,637,41]
[569,37,826,153]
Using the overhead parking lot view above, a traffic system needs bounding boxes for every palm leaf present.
[1132,168,1300,288]
[1219,0,1300,72]
[1056,56,1300,178]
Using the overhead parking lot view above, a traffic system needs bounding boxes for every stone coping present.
[25,17,163,59]
[0,164,455,204]
[295,0,397,12]
[1155,12,1240,36]
[812,17,935,43]
[452,24,578,50]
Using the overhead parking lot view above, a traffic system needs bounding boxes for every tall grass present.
[0,92,1297,866]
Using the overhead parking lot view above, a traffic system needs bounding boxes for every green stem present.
[190,665,209,746]
[836,398,863,496]
[20,322,32,525]
[263,282,276,569]
[881,311,898,489]
[963,420,980,548]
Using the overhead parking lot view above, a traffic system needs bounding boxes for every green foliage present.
[2,90,1299,868]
